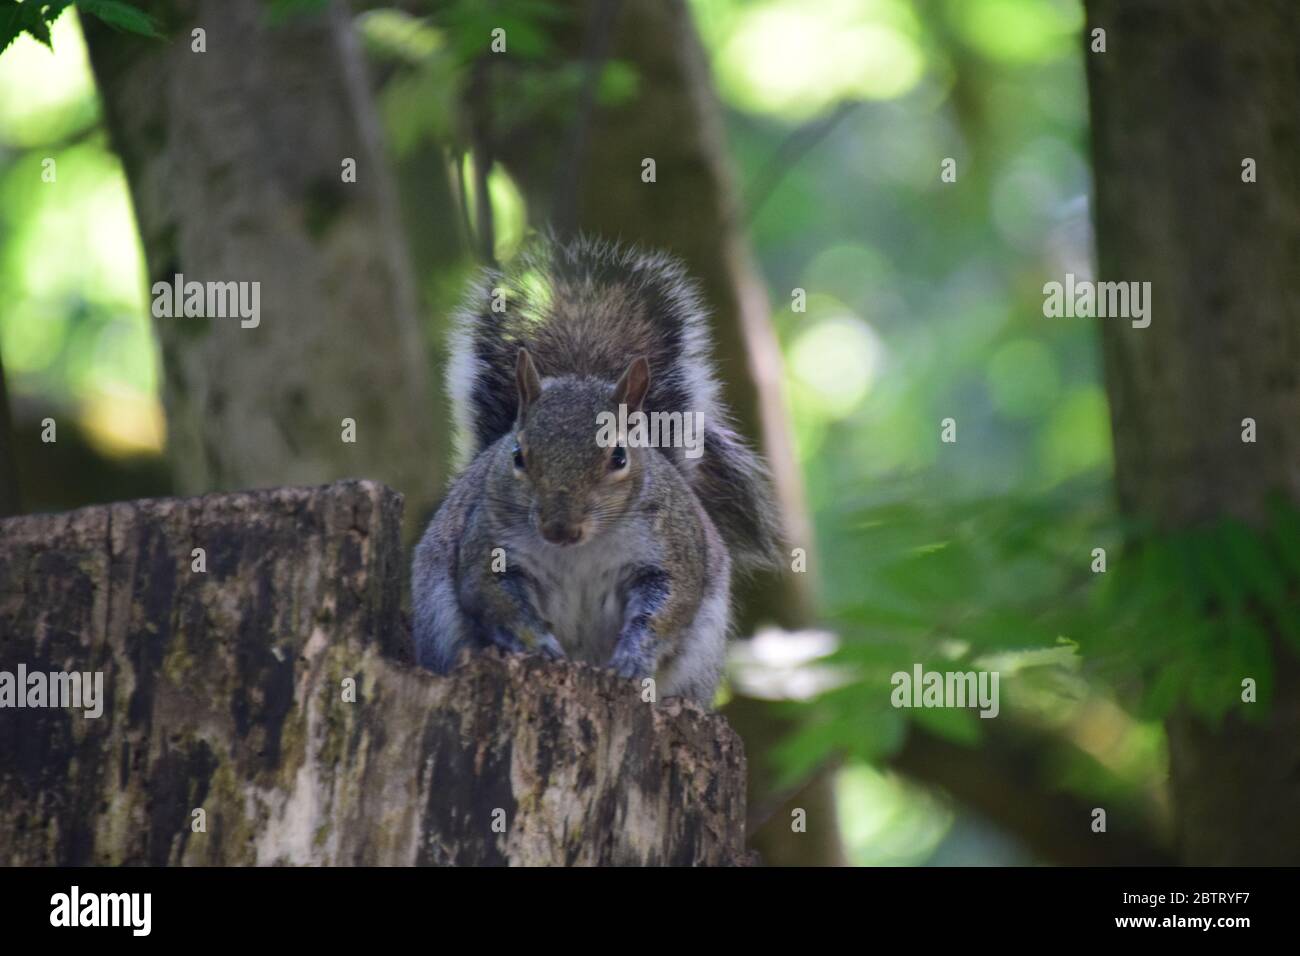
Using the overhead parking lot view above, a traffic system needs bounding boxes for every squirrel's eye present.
[512,442,526,470]
[609,446,627,471]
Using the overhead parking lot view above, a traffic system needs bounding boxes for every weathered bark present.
[0,481,749,865]
[1085,0,1300,863]
[81,1,439,538]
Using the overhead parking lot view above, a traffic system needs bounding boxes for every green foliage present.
[771,485,1103,788]
[776,477,1300,791]
[1079,502,1300,722]
[0,0,64,53]
[362,7,443,63]
[362,4,640,168]
[703,1,1154,829]
[75,0,156,36]
[0,0,156,56]
[379,56,457,159]
[433,0,567,63]
[361,10,457,158]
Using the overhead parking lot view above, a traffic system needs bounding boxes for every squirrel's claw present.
[488,627,566,663]
[607,645,653,682]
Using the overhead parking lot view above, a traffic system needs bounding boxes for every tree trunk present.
[1085,0,1300,864]
[81,1,439,538]
[0,481,750,866]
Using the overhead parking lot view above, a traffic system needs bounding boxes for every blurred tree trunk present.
[1086,0,1300,863]
[82,0,438,537]
[478,0,837,865]
[389,145,470,515]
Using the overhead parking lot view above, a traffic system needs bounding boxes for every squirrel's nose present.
[541,521,584,545]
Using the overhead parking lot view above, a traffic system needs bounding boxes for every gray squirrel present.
[411,235,781,703]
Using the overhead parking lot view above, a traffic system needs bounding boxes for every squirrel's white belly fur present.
[521,533,645,663]
[517,530,729,700]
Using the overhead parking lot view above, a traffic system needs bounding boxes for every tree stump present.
[0,480,749,865]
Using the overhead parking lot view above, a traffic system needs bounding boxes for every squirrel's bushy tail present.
[447,234,781,573]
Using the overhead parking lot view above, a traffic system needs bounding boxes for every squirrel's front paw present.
[488,627,527,655]
[607,644,654,682]
[489,627,566,662]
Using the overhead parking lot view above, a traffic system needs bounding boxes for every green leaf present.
[909,702,982,745]
[1,0,55,54]
[24,9,52,47]
[76,0,160,37]
[0,3,23,57]
[380,58,457,159]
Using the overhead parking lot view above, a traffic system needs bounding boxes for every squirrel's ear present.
[613,356,651,412]
[516,348,543,417]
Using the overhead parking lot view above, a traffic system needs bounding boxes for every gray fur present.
[414,236,778,703]
[444,234,781,572]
